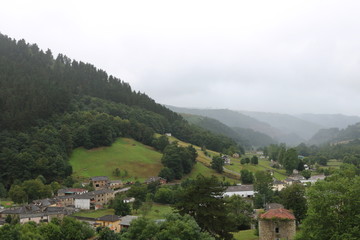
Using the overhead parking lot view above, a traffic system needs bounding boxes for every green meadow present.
[70,138,163,181]
[233,229,258,240]
[73,208,115,218]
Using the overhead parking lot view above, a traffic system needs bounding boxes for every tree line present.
[0,33,242,188]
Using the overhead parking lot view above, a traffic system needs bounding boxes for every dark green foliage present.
[132,199,142,212]
[161,142,197,179]
[211,156,224,173]
[0,217,94,240]
[154,187,175,204]
[174,175,235,240]
[282,148,299,174]
[152,135,170,152]
[8,179,52,203]
[38,222,62,240]
[250,155,258,165]
[0,223,21,240]
[240,169,254,184]
[297,159,305,171]
[225,195,253,230]
[98,227,121,240]
[280,183,307,224]
[8,185,27,204]
[253,171,273,208]
[111,196,131,216]
[0,183,7,198]
[297,176,360,240]
[158,167,175,182]
[301,170,311,180]
[127,184,148,202]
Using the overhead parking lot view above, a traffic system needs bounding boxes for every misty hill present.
[168,106,308,145]
[239,111,322,140]
[309,122,360,145]
[167,106,282,138]
[297,113,360,129]
[308,128,340,145]
[181,113,277,147]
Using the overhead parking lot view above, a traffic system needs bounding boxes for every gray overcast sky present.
[1,0,360,115]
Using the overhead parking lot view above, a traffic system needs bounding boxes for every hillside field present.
[69,138,163,181]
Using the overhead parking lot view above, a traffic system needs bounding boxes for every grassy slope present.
[233,229,258,240]
[225,155,287,181]
[73,209,115,218]
[138,203,173,220]
[168,136,240,183]
[70,138,163,181]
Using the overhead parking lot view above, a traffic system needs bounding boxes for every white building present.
[223,185,256,198]
[74,196,91,210]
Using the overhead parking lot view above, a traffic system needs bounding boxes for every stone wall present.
[259,219,296,240]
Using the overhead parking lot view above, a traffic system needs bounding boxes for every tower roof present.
[260,208,295,220]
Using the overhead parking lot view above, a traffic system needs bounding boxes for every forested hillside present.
[181,113,276,148]
[308,122,360,146]
[168,106,282,139]
[0,33,239,188]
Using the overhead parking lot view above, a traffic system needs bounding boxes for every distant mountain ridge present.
[239,111,322,140]
[168,105,360,146]
[308,122,360,145]
[167,106,282,137]
[181,113,277,147]
[296,113,360,129]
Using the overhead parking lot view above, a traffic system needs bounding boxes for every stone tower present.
[258,208,296,240]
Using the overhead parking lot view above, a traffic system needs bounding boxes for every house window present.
[275,227,279,233]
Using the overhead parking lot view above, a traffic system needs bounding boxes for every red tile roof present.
[260,208,295,220]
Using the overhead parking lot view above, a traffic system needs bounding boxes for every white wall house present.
[74,197,91,210]
[223,185,256,198]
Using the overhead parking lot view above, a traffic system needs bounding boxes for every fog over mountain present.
[1,1,360,116]
[168,105,360,146]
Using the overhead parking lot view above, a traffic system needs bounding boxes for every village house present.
[57,188,88,196]
[87,189,115,206]
[259,208,296,240]
[300,174,326,185]
[119,215,138,230]
[90,176,110,190]
[223,185,256,198]
[221,155,231,165]
[145,177,167,185]
[74,195,91,210]
[96,215,121,233]
[272,180,286,191]
[109,180,123,189]
[56,188,115,209]
[0,205,75,224]
[56,195,76,207]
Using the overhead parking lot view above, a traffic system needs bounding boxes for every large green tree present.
[174,175,234,239]
[282,148,299,174]
[240,169,254,184]
[297,176,360,240]
[280,183,307,224]
[253,171,273,208]
[211,156,224,173]
[121,213,214,240]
